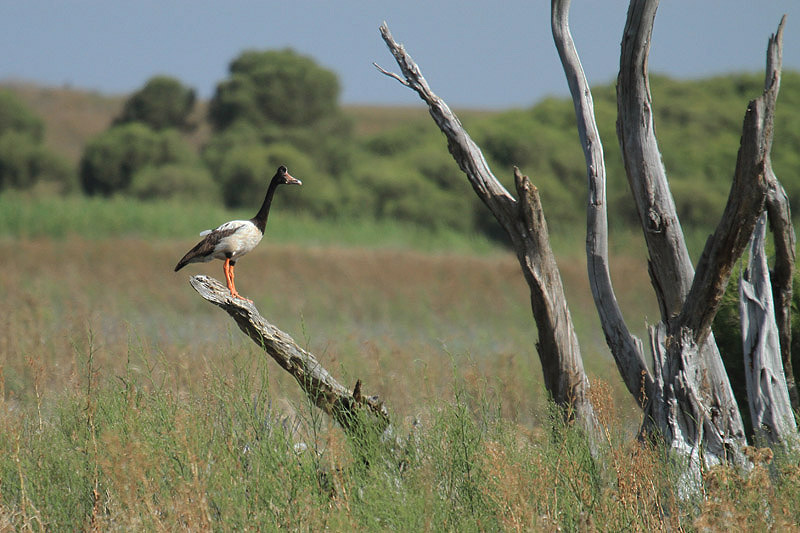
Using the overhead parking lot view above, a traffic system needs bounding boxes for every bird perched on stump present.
[175,165,302,301]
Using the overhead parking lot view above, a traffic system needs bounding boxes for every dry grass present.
[0,237,549,421]
[2,236,797,530]
[0,235,653,424]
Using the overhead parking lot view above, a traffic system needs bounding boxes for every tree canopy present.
[115,75,196,131]
[0,90,72,191]
[208,48,341,131]
[0,89,44,141]
[80,123,203,197]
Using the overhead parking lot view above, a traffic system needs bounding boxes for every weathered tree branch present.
[677,16,783,348]
[761,16,798,410]
[740,214,799,449]
[551,0,652,406]
[376,23,598,431]
[617,0,696,320]
[618,0,748,468]
[766,172,798,409]
[189,275,390,438]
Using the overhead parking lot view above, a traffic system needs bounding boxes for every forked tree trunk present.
[376,24,599,436]
[614,0,750,466]
[554,0,787,474]
[612,0,789,472]
[375,0,794,479]
[646,13,786,468]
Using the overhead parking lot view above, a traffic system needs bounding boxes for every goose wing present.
[174,221,247,271]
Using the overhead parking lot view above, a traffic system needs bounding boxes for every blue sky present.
[2,1,797,109]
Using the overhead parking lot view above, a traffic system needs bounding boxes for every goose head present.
[275,165,302,186]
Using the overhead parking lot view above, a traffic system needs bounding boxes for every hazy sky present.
[2,1,797,109]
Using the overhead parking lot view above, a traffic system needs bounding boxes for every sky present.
[1,1,797,109]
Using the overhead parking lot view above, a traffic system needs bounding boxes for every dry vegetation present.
[2,81,799,530]
[0,236,646,424]
[2,234,799,530]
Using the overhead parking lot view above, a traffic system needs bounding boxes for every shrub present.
[80,124,198,196]
[0,89,44,141]
[215,142,312,210]
[129,163,218,202]
[208,48,341,131]
[0,131,43,189]
[115,75,196,131]
[0,131,74,192]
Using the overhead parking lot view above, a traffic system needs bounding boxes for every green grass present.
[0,192,501,253]
[4,349,799,530]
[1,190,718,259]
[1,194,798,530]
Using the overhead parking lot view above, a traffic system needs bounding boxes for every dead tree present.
[375,27,599,438]
[189,275,390,441]
[377,0,795,474]
[741,215,799,449]
[616,0,783,469]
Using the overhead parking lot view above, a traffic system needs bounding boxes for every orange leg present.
[223,258,252,302]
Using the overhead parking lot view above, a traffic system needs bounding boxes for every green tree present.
[0,131,45,189]
[0,90,74,192]
[208,48,340,131]
[214,141,313,210]
[129,163,218,202]
[0,90,44,141]
[202,121,262,177]
[80,123,199,196]
[114,76,196,131]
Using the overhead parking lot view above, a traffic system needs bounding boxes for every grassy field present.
[2,195,800,530]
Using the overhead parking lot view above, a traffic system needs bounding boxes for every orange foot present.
[223,258,253,303]
[229,288,253,303]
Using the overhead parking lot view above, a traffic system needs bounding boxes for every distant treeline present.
[1,48,798,241]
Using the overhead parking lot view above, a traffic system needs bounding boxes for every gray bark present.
[761,17,798,410]
[375,24,599,433]
[617,0,753,467]
[189,275,390,439]
[740,214,799,449]
[766,174,798,410]
[617,0,696,319]
[551,0,653,407]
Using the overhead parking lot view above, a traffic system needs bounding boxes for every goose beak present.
[285,172,302,185]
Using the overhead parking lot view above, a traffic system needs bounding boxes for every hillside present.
[0,80,495,163]
[2,71,799,242]
[1,81,124,163]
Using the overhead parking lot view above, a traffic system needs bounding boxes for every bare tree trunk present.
[767,177,800,411]
[189,275,390,440]
[766,175,799,410]
[616,0,770,468]
[375,24,599,435]
[740,214,799,449]
[557,0,787,471]
[760,18,798,410]
[551,0,653,407]
[654,15,787,463]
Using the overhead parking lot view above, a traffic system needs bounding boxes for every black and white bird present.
[174,165,302,301]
